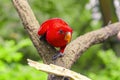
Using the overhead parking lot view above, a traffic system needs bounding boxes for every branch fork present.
[12,0,120,80]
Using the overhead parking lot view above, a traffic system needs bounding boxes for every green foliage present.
[0,64,47,80]
[0,39,31,62]
[72,46,120,80]
[88,49,120,80]
[0,39,47,80]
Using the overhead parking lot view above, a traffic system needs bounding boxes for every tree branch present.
[27,59,91,80]
[12,0,120,80]
[12,0,57,64]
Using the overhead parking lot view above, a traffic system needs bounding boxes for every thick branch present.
[12,0,57,64]
[12,0,120,80]
[27,59,91,80]
[58,23,120,68]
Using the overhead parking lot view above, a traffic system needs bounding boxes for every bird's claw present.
[52,52,64,60]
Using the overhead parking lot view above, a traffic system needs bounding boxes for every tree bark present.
[12,0,120,80]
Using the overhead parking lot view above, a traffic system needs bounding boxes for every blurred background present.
[0,0,120,80]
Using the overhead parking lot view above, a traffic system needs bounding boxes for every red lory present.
[38,18,73,60]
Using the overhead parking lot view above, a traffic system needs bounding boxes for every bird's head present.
[57,28,72,44]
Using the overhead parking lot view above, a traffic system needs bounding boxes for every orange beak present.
[64,32,72,43]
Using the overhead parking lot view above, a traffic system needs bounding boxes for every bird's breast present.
[46,33,67,47]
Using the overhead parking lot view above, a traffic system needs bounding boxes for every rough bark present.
[12,0,120,80]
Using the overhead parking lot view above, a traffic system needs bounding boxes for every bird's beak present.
[64,32,72,43]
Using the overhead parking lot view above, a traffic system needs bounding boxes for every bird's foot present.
[52,52,64,60]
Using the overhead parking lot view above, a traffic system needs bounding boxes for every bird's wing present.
[37,22,49,35]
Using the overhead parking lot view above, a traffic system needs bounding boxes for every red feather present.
[38,18,72,54]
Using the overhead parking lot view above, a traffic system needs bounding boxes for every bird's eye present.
[58,29,64,34]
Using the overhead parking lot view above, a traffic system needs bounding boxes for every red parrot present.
[38,18,72,60]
